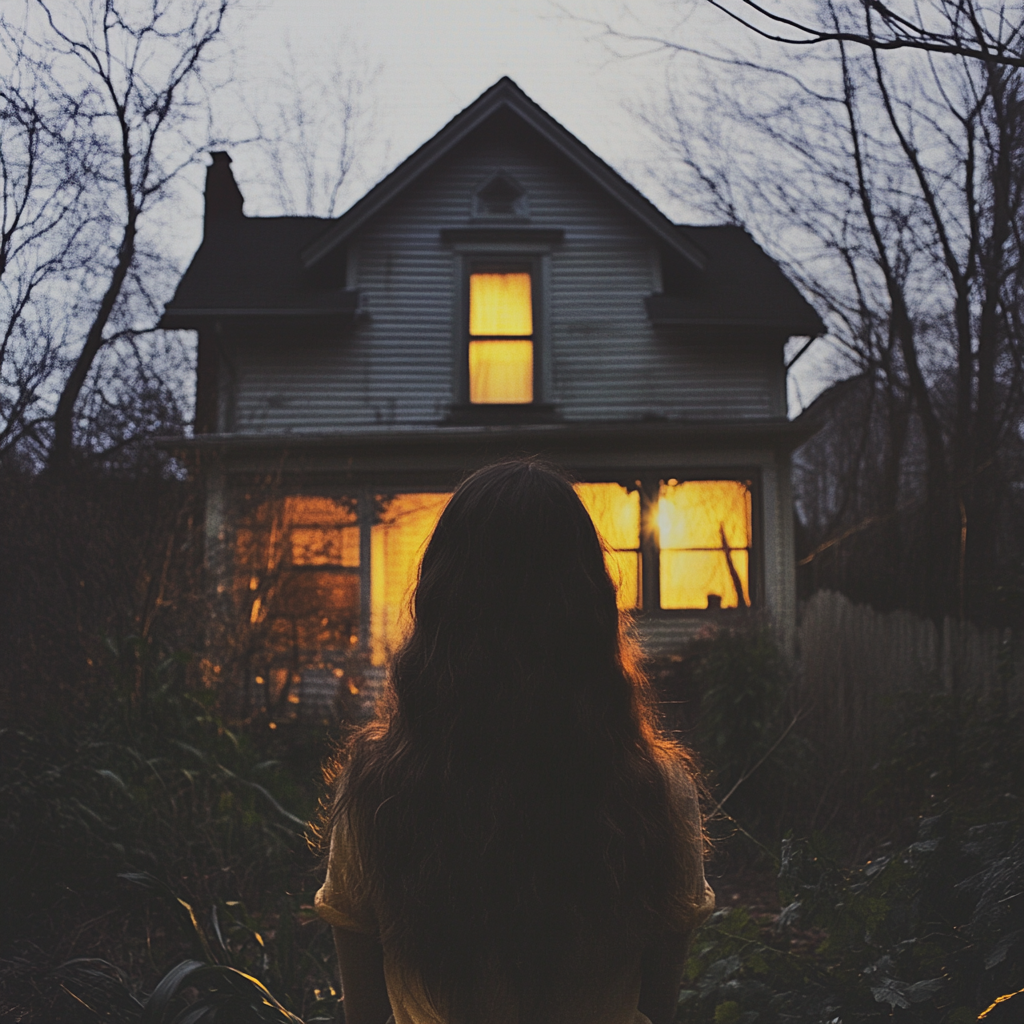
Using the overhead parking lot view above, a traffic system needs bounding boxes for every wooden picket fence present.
[794,589,1023,763]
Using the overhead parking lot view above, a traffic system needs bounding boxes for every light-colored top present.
[316,761,714,1024]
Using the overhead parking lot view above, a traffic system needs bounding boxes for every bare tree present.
[635,5,1024,621]
[42,0,230,471]
[236,39,378,218]
[582,2,1024,68]
[0,0,231,471]
[0,18,93,459]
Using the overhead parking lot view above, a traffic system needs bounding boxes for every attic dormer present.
[473,172,529,219]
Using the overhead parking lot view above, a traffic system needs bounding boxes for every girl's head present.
[394,458,641,740]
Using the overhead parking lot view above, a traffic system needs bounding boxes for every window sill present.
[441,403,562,426]
[636,606,757,618]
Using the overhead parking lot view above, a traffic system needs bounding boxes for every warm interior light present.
[574,482,641,609]
[468,340,533,403]
[469,273,532,336]
[235,495,362,673]
[290,526,359,566]
[657,480,751,609]
[371,493,452,664]
[469,272,533,404]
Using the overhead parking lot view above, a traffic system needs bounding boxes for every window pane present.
[469,339,533,404]
[657,480,752,610]
[371,493,452,664]
[660,549,750,610]
[291,526,360,566]
[268,572,361,652]
[574,482,641,610]
[469,272,532,336]
[574,483,640,550]
[283,495,358,526]
[658,480,751,549]
[233,494,361,675]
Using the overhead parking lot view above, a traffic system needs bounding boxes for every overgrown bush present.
[0,636,340,1022]
[677,813,1024,1023]
[869,686,1024,830]
[684,626,807,845]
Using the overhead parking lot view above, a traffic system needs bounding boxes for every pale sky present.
[234,0,657,186]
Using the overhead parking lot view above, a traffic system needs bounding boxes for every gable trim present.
[300,78,706,273]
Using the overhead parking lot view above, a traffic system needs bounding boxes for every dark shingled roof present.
[161,216,822,339]
[642,225,824,336]
[160,217,357,328]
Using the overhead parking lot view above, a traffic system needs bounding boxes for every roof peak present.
[300,77,707,273]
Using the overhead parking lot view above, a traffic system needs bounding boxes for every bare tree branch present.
[698,0,1024,67]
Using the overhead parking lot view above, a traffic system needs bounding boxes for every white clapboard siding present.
[232,126,783,433]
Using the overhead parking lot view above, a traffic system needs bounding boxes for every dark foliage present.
[0,635,340,1021]
[678,815,1024,1023]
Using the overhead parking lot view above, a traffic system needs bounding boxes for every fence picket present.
[795,591,1022,765]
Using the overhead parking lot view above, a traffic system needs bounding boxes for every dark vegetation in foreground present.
[1,472,1023,1023]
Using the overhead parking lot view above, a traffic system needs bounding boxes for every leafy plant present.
[678,815,1024,1022]
[0,636,340,1021]
[687,626,806,843]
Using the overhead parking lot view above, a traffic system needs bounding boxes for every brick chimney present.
[204,151,244,228]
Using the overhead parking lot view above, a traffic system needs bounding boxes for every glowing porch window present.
[574,482,641,610]
[468,272,533,404]
[290,527,359,566]
[658,480,751,610]
[234,494,362,686]
[370,492,452,665]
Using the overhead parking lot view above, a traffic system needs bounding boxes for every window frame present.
[456,254,546,406]
[576,470,762,617]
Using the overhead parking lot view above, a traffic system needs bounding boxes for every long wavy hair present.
[328,460,699,1019]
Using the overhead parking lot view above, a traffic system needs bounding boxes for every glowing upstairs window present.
[657,480,751,610]
[574,482,641,610]
[468,272,533,404]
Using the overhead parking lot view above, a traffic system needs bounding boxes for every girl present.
[317,460,713,1024]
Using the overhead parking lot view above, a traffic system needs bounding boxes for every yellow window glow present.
[370,493,452,664]
[468,339,533,404]
[575,482,642,609]
[283,496,358,526]
[469,272,533,404]
[469,273,532,336]
[234,495,362,671]
[290,526,360,567]
[658,480,752,610]
[283,497,360,566]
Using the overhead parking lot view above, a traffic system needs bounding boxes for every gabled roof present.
[160,217,357,329]
[645,226,825,336]
[160,81,823,338]
[299,76,707,273]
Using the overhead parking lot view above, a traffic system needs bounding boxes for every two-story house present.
[162,78,822,712]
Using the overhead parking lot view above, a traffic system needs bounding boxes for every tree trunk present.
[49,215,137,471]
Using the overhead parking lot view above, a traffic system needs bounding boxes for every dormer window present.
[474,173,527,219]
[468,270,534,404]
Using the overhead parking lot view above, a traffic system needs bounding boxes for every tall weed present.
[687,626,807,846]
[0,636,338,1020]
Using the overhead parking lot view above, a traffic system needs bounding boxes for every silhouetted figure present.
[317,460,713,1024]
